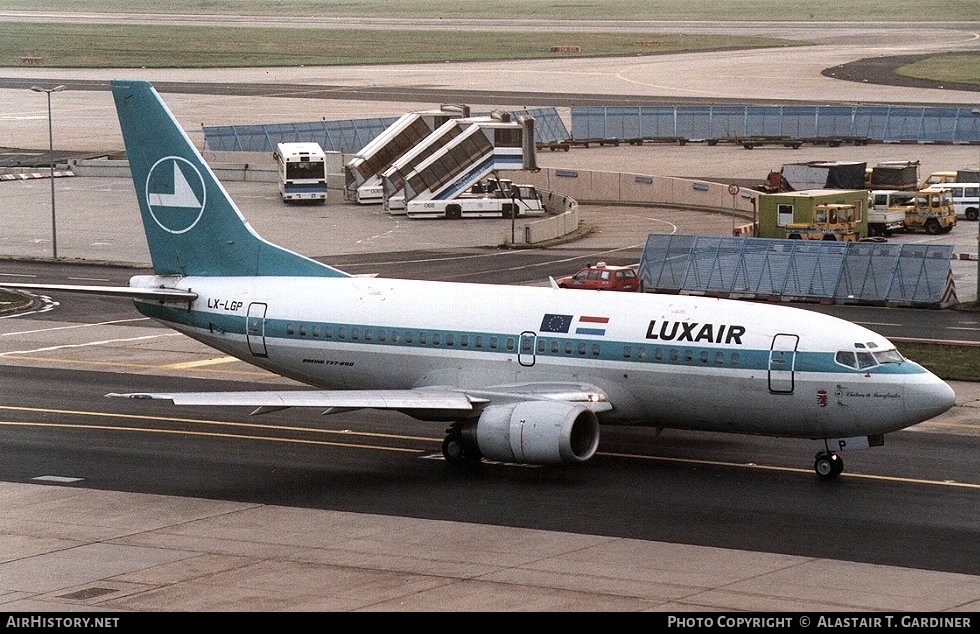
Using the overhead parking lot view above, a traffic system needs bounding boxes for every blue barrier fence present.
[571,105,980,144]
[203,107,569,152]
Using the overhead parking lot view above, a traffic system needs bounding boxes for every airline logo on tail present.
[145,156,206,234]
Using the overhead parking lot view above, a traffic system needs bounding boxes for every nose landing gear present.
[814,452,843,479]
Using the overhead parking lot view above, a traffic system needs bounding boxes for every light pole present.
[973,109,980,307]
[31,84,66,259]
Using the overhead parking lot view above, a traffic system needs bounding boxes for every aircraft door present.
[768,333,798,393]
[518,331,537,367]
[246,302,268,357]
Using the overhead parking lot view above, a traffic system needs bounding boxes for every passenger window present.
[489,336,498,350]
[418,332,427,345]
[623,346,631,359]
[338,327,347,340]
[312,326,320,338]
[505,337,515,351]
[460,334,468,347]
[286,323,295,335]
[475,335,483,348]
[299,325,307,336]
[591,344,600,357]
[432,333,440,345]
[324,326,333,339]
[445,334,454,346]
[577,342,587,355]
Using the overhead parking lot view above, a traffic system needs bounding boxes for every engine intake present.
[474,401,600,465]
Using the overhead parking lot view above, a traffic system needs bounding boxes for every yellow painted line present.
[0,355,275,376]
[161,356,240,369]
[1,406,976,488]
[597,451,980,489]
[0,420,422,454]
[0,405,438,442]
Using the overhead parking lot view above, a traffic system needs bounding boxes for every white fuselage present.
[132,275,954,440]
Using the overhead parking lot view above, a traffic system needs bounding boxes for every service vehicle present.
[784,203,860,241]
[919,169,979,189]
[868,190,912,236]
[920,171,957,189]
[554,262,640,292]
[272,142,327,203]
[924,183,979,221]
[895,188,957,234]
[865,161,920,191]
[405,182,545,219]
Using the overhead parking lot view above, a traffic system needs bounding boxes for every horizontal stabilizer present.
[0,282,197,302]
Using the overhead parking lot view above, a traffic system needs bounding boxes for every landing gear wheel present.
[814,452,843,479]
[442,428,482,464]
[442,434,466,463]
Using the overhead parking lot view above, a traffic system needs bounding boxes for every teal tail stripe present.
[111,79,349,278]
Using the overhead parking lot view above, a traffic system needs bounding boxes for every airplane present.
[1,80,957,479]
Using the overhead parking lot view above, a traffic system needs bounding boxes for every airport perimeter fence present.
[637,235,957,307]
[571,105,980,145]
[202,107,569,153]
[203,104,978,155]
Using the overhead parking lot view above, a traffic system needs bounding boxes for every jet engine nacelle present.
[475,401,601,465]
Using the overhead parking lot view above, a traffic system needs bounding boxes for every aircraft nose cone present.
[907,378,956,424]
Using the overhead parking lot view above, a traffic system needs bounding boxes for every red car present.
[555,262,640,291]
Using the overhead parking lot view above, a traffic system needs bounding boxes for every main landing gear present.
[442,423,482,464]
[814,451,844,479]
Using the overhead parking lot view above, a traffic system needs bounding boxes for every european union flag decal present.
[541,313,573,333]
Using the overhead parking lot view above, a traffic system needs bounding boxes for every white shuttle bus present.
[273,142,328,204]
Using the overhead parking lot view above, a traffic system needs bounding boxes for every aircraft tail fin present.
[111,79,348,278]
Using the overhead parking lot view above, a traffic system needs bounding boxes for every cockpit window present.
[836,351,857,369]
[856,352,876,369]
[874,348,904,364]
[836,347,904,369]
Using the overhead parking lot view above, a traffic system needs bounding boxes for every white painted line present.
[0,332,182,356]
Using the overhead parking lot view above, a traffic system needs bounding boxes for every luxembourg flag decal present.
[575,315,609,336]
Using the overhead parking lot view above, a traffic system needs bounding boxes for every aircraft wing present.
[107,382,612,415]
[108,389,483,411]
[1,283,197,302]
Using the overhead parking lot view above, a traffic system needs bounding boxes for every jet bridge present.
[381,111,537,214]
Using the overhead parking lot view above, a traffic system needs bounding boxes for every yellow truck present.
[894,189,957,235]
[784,203,860,241]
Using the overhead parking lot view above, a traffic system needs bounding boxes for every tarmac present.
[1,20,979,613]
[0,166,978,615]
